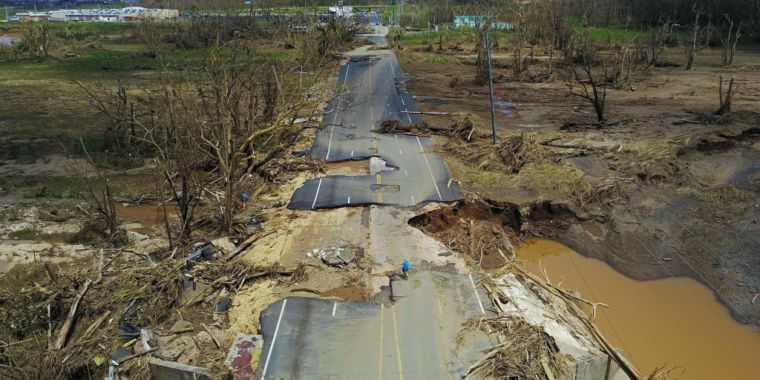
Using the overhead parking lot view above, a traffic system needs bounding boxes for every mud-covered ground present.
[397,36,760,327]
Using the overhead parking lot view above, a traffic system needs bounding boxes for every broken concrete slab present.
[149,358,211,380]
[389,276,410,299]
[225,334,262,380]
[316,246,356,267]
[369,156,396,175]
[170,320,193,333]
[211,237,236,255]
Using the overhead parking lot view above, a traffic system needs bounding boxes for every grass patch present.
[7,228,40,241]
[579,25,691,42]
[1,174,150,200]
[7,228,74,243]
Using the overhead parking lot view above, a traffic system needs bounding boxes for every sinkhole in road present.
[517,239,760,380]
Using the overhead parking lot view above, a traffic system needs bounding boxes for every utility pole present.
[485,30,497,145]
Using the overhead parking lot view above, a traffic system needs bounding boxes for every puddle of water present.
[116,203,176,235]
[516,239,760,379]
[0,35,21,47]
[492,100,515,117]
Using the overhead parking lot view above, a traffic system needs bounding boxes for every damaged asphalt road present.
[288,42,462,209]
[259,20,486,380]
[257,271,493,380]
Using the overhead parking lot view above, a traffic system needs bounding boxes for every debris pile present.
[0,239,306,379]
[463,266,643,380]
[306,246,357,268]
[409,199,521,269]
[444,131,549,173]
[461,315,569,379]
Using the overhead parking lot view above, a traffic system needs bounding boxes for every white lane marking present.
[331,63,352,124]
[311,178,323,209]
[400,97,405,106]
[416,136,443,201]
[394,134,403,155]
[468,274,486,315]
[390,57,397,79]
[260,299,287,380]
[404,169,408,176]
[325,125,335,160]
[332,302,338,317]
[350,150,354,157]
[347,196,351,204]
[411,195,415,204]
[405,108,413,123]
[399,149,403,155]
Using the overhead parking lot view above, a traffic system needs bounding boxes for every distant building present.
[15,7,179,23]
[454,15,512,30]
[328,5,353,18]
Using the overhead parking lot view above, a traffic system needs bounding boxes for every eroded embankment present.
[409,198,577,268]
[411,201,760,378]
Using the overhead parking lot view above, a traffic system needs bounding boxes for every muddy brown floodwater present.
[516,240,760,380]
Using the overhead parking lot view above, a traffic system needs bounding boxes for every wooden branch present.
[112,347,158,366]
[72,310,111,347]
[201,324,221,349]
[54,279,92,350]
[400,111,454,115]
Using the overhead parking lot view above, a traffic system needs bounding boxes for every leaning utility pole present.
[485,30,497,145]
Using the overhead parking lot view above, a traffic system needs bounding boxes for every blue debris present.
[118,323,141,340]
[185,243,215,268]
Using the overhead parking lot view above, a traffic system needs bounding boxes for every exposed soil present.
[323,283,370,301]
[409,199,577,269]
[400,39,760,328]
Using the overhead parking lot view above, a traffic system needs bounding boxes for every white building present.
[18,7,179,23]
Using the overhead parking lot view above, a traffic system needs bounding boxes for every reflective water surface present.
[517,239,760,379]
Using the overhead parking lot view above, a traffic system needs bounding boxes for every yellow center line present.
[369,60,374,129]
[391,304,404,380]
[376,173,384,203]
[378,304,385,380]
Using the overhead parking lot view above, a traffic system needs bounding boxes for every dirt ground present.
[398,37,760,327]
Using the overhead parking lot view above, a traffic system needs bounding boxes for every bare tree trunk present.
[685,7,702,71]
[716,75,737,116]
[640,21,672,71]
[566,34,609,124]
[720,15,741,67]
[474,22,490,85]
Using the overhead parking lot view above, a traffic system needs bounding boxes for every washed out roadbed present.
[397,36,760,327]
